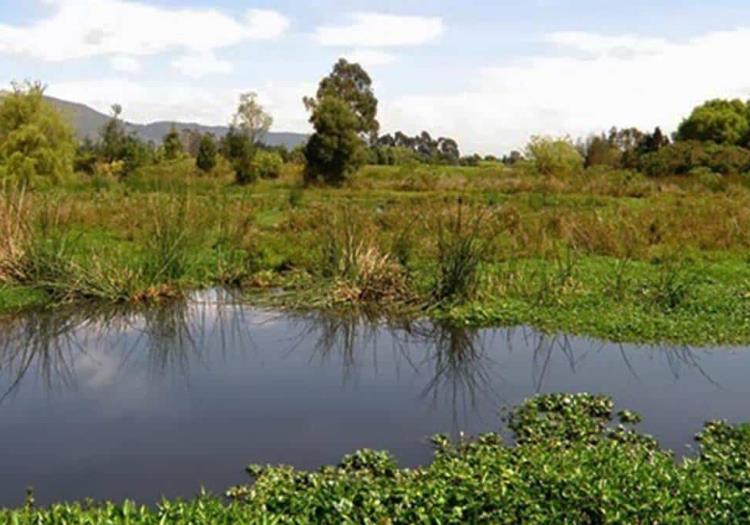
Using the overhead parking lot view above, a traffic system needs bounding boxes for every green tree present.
[98,104,152,175]
[0,81,75,185]
[676,99,750,146]
[195,134,217,172]
[525,136,583,176]
[304,96,366,185]
[304,58,379,143]
[162,125,183,161]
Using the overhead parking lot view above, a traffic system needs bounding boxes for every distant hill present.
[0,91,308,150]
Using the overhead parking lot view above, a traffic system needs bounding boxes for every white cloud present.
[385,28,750,154]
[315,13,444,47]
[0,1,289,61]
[344,49,397,67]
[171,52,233,78]
[110,56,141,74]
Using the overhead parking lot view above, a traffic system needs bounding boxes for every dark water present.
[1,291,749,507]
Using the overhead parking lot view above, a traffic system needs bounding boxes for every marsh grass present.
[0,183,29,281]
[530,247,581,306]
[141,194,194,283]
[644,259,702,312]
[431,199,495,304]
[318,206,414,306]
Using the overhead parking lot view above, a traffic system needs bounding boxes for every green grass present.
[3,393,750,523]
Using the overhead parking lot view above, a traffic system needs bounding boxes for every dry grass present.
[0,183,29,281]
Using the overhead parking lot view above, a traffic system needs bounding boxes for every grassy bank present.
[3,393,750,523]
[3,160,750,345]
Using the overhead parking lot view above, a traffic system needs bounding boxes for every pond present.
[1,290,749,506]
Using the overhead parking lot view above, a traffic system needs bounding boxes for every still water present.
[1,291,749,506]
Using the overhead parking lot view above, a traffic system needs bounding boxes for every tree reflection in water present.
[0,295,722,417]
[0,290,255,403]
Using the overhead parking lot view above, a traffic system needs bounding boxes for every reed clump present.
[319,206,415,306]
[431,200,493,304]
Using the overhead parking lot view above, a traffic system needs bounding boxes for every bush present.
[525,135,584,177]
[195,135,217,173]
[252,149,284,179]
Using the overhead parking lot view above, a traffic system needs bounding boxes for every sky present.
[2,0,750,154]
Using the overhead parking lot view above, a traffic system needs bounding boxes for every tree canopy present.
[305,59,379,143]
[676,99,750,146]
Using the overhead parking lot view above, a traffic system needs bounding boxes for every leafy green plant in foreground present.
[4,393,750,524]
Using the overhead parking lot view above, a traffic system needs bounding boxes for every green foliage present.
[304,96,366,185]
[0,81,75,186]
[162,125,183,161]
[526,135,584,176]
[252,149,284,179]
[98,105,153,175]
[676,98,750,146]
[375,131,461,165]
[221,127,257,185]
[195,134,217,172]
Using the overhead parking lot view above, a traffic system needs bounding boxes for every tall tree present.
[304,59,379,143]
[232,92,273,145]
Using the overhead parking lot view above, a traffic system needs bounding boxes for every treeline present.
[73,94,293,184]
[3,64,750,188]
[511,99,750,178]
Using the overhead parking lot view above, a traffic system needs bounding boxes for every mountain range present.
[0,90,308,150]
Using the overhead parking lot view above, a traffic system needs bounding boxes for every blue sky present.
[2,0,750,153]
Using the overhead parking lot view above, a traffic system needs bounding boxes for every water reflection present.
[0,295,727,411]
[0,292,748,505]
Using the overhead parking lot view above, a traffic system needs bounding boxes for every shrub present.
[252,149,284,179]
[525,135,584,177]
[221,127,257,185]
[195,134,217,173]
